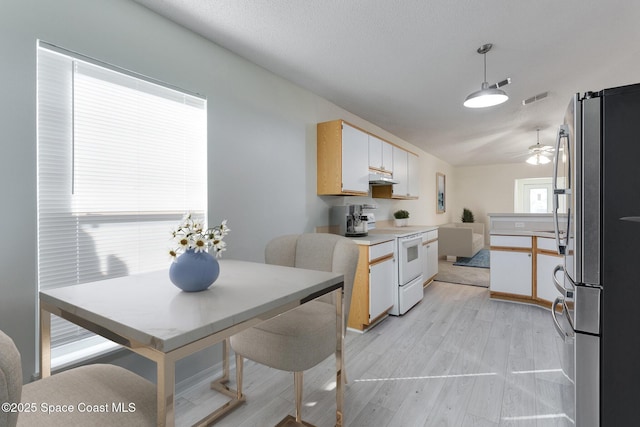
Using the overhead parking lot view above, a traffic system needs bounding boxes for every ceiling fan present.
[525,129,554,165]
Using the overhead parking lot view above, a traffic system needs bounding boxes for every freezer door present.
[574,285,600,335]
[575,332,600,427]
[565,285,599,427]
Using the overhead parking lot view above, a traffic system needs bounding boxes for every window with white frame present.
[514,177,566,213]
[37,42,207,366]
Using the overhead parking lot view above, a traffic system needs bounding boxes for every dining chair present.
[229,233,358,426]
[0,329,156,427]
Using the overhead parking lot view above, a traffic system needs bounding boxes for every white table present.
[39,259,345,427]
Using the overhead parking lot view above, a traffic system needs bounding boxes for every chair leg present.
[294,371,303,423]
[235,353,244,399]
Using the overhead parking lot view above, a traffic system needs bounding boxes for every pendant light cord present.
[483,51,487,84]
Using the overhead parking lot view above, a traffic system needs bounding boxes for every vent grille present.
[522,91,549,105]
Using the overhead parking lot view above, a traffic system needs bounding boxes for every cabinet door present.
[381,140,393,172]
[392,146,408,196]
[490,250,532,296]
[537,253,564,303]
[368,135,382,170]
[421,241,429,280]
[341,123,369,193]
[427,240,438,280]
[369,135,394,173]
[407,152,419,197]
[369,257,395,321]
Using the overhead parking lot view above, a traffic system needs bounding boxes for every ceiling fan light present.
[526,154,551,165]
[538,155,551,164]
[463,87,509,108]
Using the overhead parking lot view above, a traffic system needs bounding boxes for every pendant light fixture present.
[463,43,509,108]
[526,129,552,165]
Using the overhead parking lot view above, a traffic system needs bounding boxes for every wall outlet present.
[515,222,525,228]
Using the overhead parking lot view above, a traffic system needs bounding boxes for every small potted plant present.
[394,209,410,227]
[461,208,475,223]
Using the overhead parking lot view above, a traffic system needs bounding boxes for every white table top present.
[40,259,343,353]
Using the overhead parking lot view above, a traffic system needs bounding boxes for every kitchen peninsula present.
[488,213,564,308]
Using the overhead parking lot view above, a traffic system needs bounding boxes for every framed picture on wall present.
[436,172,446,213]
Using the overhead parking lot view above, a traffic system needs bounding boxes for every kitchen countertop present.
[348,234,397,246]
[488,213,555,218]
[348,225,439,245]
[490,229,557,238]
[372,225,438,236]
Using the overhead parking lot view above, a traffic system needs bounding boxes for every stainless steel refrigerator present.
[551,83,640,427]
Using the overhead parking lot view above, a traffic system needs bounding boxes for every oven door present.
[399,234,423,286]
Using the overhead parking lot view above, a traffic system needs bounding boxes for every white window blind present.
[37,42,207,353]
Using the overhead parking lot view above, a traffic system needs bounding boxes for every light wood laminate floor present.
[176,281,574,427]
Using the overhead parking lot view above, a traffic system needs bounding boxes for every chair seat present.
[231,300,336,372]
[17,364,156,427]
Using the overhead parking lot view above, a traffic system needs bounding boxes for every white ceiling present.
[132,0,640,166]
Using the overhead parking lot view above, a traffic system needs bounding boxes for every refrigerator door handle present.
[551,297,574,342]
[553,125,565,254]
[553,193,565,255]
[552,125,570,255]
[552,264,567,296]
[552,125,563,192]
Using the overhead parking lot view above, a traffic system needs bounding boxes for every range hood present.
[368,172,398,185]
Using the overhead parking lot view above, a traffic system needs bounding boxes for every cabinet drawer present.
[490,235,532,249]
[536,237,560,252]
[370,240,395,261]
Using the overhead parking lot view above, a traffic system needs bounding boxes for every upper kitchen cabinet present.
[392,147,408,196]
[368,135,393,173]
[407,151,419,197]
[372,146,419,199]
[317,120,369,196]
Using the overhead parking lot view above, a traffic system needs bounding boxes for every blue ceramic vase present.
[169,249,220,292]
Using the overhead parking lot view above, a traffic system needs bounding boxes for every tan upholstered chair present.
[0,329,156,427]
[230,233,358,425]
[438,222,485,258]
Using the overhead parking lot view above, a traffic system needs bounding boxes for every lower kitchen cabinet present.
[490,234,564,309]
[490,235,533,299]
[348,240,395,331]
[535,237,564,307]
[422,229,438,286]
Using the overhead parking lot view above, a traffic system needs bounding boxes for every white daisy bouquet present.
[169,213,230,260]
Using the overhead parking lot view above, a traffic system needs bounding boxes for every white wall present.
[451,162,555,239]
[0,0,452,381]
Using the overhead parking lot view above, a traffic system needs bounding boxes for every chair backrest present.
[0,330,23,427]
[265,233,359,327]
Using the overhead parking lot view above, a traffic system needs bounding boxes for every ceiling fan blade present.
[488,77,511,89]
[528,144,554,154]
